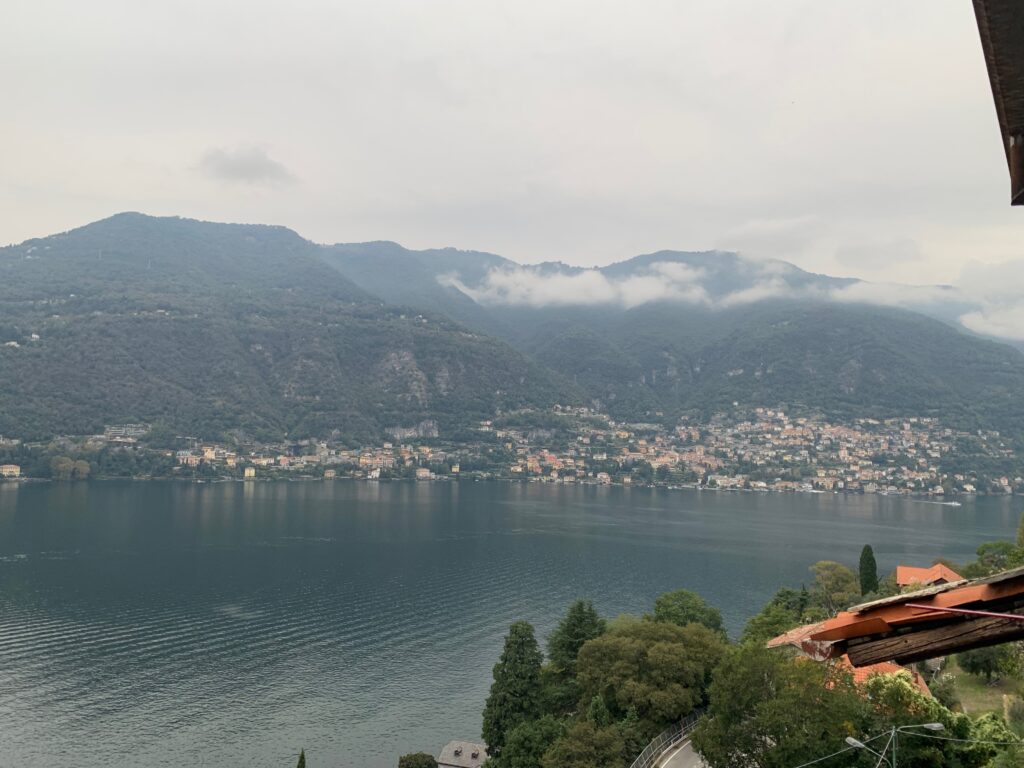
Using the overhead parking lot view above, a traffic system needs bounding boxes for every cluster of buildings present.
[1,409,1021,495]
[172,439,461,481]
[465,406,1018,496]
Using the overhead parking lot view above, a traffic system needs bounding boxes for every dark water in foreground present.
[0,480,1020,767]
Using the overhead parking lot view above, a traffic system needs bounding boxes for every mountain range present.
[1,213,1022,444]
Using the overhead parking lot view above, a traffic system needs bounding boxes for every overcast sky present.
[2,0,1021,286]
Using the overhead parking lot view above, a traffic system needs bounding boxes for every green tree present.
[586,695,613,728]
[576,617,725,733]
[958,644,1018,682]
[617,706,647,764]
[493,716,565,768]
[809,561,860,616]
[650,589,724,635]
[543,600,606,715]
[547,600,606,677]
[73,459,91,479]
[296,749,306,768]
[859,545,879,596]
[692,645,867,768]
[741,602,800,646]
[861,672,1019,768]
[50,455,75,481]
[540,721,624,768]
[927,672,960,711]
[962,541,1023,578]
[483,621,544,756]
[398,753,438,768]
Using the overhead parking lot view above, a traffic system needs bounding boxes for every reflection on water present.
[0,481,1019,767]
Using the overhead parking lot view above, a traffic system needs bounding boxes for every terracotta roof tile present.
[896,564,964,587]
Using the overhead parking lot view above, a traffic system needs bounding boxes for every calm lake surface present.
[1,480,1020,767]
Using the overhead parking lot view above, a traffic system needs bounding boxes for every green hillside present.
[0,214,576,441]
[516,301,1024,436]
[3,214,1021,444]
[318,245,1024,439]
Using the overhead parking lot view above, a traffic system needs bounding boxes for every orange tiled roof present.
[896,563,964,587]
[835,654,932,697]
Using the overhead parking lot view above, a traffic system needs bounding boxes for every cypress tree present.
[296,749,306,768]
[859,545,879,596]
[482,620,543,756]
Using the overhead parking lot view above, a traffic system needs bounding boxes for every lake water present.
[0,480,1020,767]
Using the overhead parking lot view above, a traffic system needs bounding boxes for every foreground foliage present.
[483,621,544,756]
[576,618,724,735]
[397,753,437,768]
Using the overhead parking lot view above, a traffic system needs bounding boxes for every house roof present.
[437,740,487,768]
[769,565,1024,667]
[973,0,1024,204]
[835,654,932,698]
[896,563,964,587]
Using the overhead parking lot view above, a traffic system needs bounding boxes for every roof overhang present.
[770,565,1024,666]
[973,0,1024,204]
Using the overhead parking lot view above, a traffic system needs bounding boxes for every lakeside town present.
[1,405,1021,496]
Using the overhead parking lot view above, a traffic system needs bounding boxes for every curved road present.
[660,740,707,768]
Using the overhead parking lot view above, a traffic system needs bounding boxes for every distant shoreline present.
[0,474,984,501]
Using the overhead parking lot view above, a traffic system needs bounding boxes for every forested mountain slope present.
[0,214,576,441]
[321,243,1024,438]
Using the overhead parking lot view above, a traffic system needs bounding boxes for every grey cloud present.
[199,146,295,186]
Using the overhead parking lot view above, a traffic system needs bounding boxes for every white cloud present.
[828,281,961,307]
[719,278,813,307]
[959,305,1024,341]
[438,255,1024,346]
[440,261,710,308]
[954,259,1024,341]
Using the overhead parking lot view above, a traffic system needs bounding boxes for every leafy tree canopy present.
[540,721,624,768]
[808,560,860,617]
[861,672,1019,768]
[491,716,565,768]
[958,644,1021,682]
[576,617,725,734]
[693,645,868,768]
[649,589,725,635]
[398,754,436,768]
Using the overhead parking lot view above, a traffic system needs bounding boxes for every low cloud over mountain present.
[436,251,1023,344]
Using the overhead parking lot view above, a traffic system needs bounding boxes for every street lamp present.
[846,724,944,768]
[845,736,892,767]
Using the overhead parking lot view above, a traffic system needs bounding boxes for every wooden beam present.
[847,612,1024,666]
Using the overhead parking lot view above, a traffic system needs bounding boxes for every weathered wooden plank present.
[847,614,1024,666]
